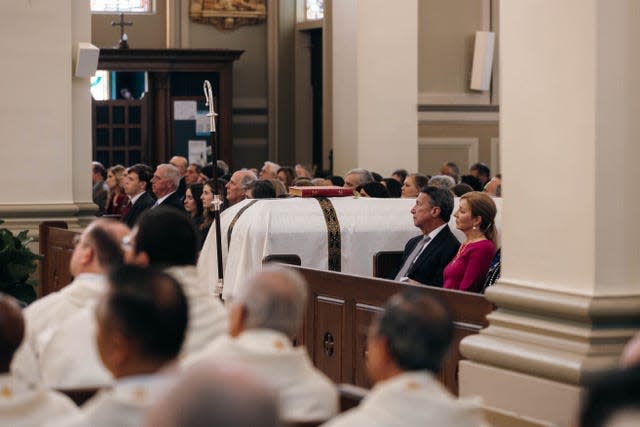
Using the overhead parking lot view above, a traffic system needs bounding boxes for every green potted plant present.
[0,220,42,306]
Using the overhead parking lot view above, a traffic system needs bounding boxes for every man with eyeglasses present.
[11,218,129,387]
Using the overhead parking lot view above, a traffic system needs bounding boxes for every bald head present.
[169,156,188,175]
[0,296,24,371]
[232,266,308,338]
[70,218,129,276]
[146,361,279,427]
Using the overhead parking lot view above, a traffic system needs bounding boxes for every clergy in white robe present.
[11,219,129,384]
[0,373,79,427]
[323,290,486,427]
[185,265,338,423]
[124,207,228,357]
[48,265,188,427]
[47,374,173,427]
[322,372,484,427]
[34,264,228,389]
[0,295,79,427]
[34,209,229,389]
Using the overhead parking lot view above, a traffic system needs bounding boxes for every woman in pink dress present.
[443,191,497,293]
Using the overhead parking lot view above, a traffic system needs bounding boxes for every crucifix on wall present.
[111,13,133,49]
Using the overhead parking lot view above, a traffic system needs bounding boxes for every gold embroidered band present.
[316,197,342,271]
[227,200,259,250]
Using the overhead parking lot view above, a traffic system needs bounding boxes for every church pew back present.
[39,221,78,298]
[290,266,494,396]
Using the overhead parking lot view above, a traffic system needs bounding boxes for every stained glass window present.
[306,0,324,20]
[91,0,152,13]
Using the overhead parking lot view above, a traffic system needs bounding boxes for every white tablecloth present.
[197,197,502,300]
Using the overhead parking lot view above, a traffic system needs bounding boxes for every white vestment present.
[47,373,173,427]
[33,265,227,388]
[186,329,338,422]
[164,266,228,358]
[37,304,112,388]
[0,373,78,427]
[11,273,106,385]
[322,372,486,427]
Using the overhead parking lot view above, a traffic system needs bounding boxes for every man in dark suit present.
[122,163,155,228]
[150,164,184,211]
[393,186,460,287]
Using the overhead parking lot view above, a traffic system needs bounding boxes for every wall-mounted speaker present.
[470,31,495,91]
[75,42,100,78]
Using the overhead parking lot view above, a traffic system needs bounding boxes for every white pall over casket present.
[197,196,502,301]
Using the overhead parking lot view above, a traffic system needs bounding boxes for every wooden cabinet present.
[94,48,243,167]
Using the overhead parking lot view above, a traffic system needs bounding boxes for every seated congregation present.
[0,156,511,425]
[3,200,636,426]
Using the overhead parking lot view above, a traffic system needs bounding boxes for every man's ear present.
[229,304,246,337]
[431,206,441,219]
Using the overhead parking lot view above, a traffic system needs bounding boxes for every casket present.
[197,196,503,300]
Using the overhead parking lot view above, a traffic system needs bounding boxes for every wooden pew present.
[38,221,79,298]
[290,266,494,396]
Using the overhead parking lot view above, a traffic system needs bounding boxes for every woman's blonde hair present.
[460,191,497,245]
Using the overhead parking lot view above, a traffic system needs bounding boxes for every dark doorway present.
[310,29,324,173]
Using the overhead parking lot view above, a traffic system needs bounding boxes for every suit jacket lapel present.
[406,226,450,277]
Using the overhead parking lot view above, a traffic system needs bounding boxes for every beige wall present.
[419,0,492,105]
[0,1,89,205]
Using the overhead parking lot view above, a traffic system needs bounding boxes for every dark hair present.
[381,178,402,198]
[326,175,345,187]
[452,183,474,197]
[276,167,295,188]
[371,172,383,182]
[421,186,455,222]
[0,296,24,368]
[470,162,491,179]
[201,163,225,180]
[106,265,188,361]
[461,174,483,192]
[127,163,154,191]
[248,180,276,199]
[93,162,107,180]
[136,208,199,267]
[189,163,203,174]
[392,169,408,184]
[202,178,228,231]
[88,223,124,270]
[186,183,204,218]
[409,173,429,190]
[579,366,640,427]
[356,182,389,198]
[375,290,453,373]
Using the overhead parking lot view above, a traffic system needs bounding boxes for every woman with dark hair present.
[356,182,389,198]
[401,173,429,198]
[105,165,128,216]
[443,191,497,293]
[200,179,227,247]
[246,180,276,199]
[381,178,402,198]
[184,183,204,229]
[276,166,295,189]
